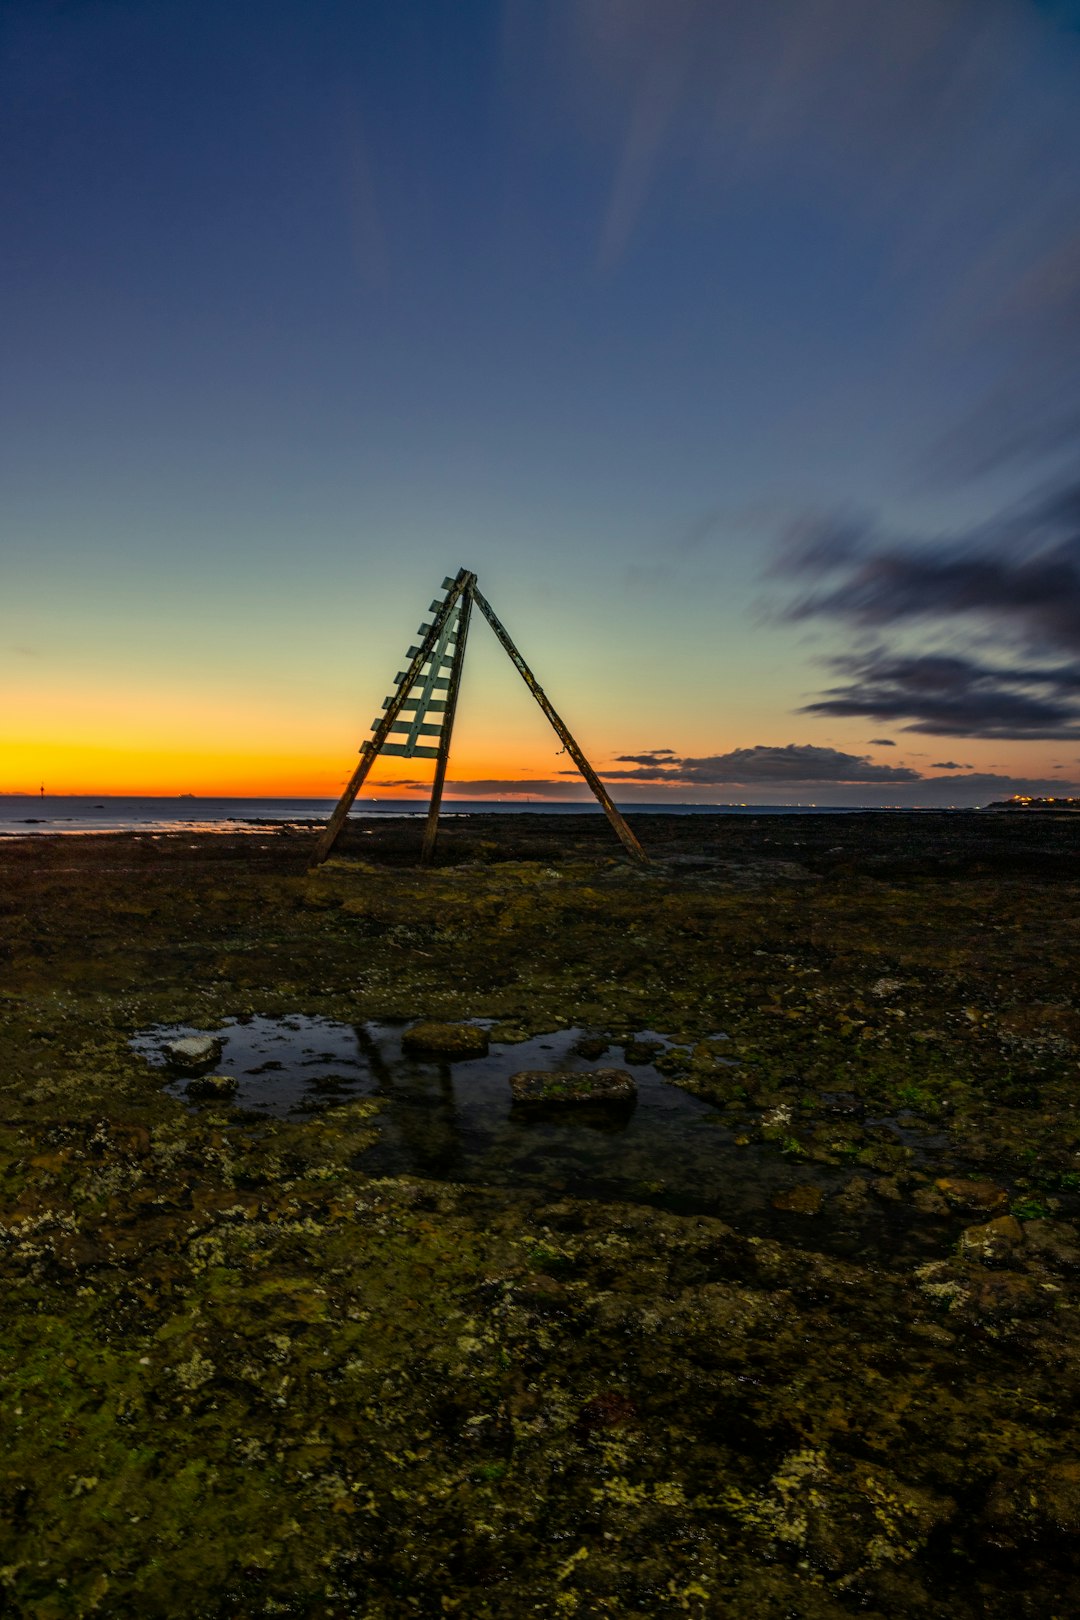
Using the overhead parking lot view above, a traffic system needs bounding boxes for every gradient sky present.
[5,0,1080,805]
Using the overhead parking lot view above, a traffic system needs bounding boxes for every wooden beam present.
[420,574,475,864]
[309,570,470,867]
[471,584,648,864]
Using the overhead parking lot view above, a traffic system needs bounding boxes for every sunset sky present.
[5,1,1080,806]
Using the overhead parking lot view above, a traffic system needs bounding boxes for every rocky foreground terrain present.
[1,810,1079,1617]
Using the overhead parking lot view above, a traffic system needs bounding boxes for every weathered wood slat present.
[309,570,470,866]
[421,574,475,863]
[406,646,456,663]
[378,721,443,737]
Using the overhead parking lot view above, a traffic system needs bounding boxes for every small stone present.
[402,1021,490,1060]
[575,1392,637,1435]
[623,1039,662,1065]
[935,1177,1008,1215]
[959,1214,1024,1264]
[573,1035,610,1061]
[834,1177,871,1212]
[509,1069,636,1104]
[164,1033,223,1072]
[818,1090,862,1116]
[1021,1219,1080,1272]
[771,1184,824,1214]
[964,1270,1046,1320]
[912,1185,950,1217]
[186,1074,238,1100]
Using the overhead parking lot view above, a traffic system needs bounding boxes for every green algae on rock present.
[401,1019,490,1059]
[1,813,1080,1617]
[508,1067,636,1103]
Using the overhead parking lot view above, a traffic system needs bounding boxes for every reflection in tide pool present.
[133,1015,935,1258]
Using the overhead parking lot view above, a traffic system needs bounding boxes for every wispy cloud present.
[775,470,1080,737]
[612,749,677,766]
[780,477,1080,652]
[518,0,1080,476]
[800,651,1080,739]
[596,13,691,271]
[339,93,389,288]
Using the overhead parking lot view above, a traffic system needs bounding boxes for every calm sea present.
[0,796,889,837]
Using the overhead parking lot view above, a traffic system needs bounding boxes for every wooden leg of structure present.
[421,577,474,864]
[309,744,378,867]
[471,585,648,864]
[310,572,470,868]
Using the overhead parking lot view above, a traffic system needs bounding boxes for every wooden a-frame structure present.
[311,567,647,867]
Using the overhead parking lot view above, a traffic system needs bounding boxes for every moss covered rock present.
[401,1020,490,1059]
[509,1068,636,1103]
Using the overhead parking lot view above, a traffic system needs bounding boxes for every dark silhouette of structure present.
[311,568,647,867]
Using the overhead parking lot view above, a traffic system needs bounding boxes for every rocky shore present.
[1,811,1079,1617]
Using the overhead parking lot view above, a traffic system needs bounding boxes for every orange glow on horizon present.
[0,739,598,799]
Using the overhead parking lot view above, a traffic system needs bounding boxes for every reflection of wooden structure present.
[311,567,647,867]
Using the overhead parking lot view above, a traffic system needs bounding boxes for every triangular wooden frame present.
[310,567,647,867]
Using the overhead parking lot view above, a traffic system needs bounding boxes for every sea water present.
[0,795,894,836]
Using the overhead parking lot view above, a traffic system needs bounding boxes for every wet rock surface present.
[185,1072,238,1100]
[1,811,1080,1617]
[509,1067,636,1103]
[163,1032,223,1071]
[402,1019,490,1059]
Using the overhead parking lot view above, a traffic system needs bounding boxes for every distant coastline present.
[0,794,995,838]
[987,796,1080,811]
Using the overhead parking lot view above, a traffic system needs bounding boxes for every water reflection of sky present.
[133,1015,946,1263]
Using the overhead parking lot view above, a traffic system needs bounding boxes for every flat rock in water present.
[402,1021,490,1060]
[165,1033,224,1072]
[509,1068,636,1104]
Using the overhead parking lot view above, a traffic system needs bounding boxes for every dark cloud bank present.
[380,742,1078,808]
[596,744,917,785]
[776,473,1080,740]
[588,744,1076,806]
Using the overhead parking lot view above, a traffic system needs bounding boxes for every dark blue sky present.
[5,0,1080,801]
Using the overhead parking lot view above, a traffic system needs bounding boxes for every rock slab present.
[509,1068,636,1104]
[402,1022,490,1060]
[186,1074,238,1100]
[165,1034,224,1072]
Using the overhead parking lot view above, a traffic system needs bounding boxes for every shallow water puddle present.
[133,1016,946,1258]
